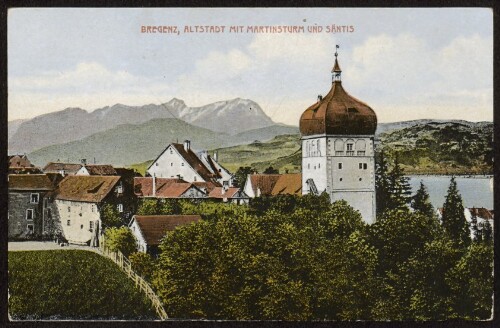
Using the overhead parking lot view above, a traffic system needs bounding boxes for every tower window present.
[359,178,362,181]
[308,163,310,169]
[359,163,363,169]
[318,163,320,169]
[346,143,354,156]
[357,151,365,156]
[338,163,343,169]
[363,163,368,170]
[339,178,343,181]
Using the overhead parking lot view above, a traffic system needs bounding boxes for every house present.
[437,207,494,239]
[76,164,117,176]
[129,215,202,256]
[243,173,302,198]
[8,174,59,239]
[208,187,250,204]
[8,155,42,174]
[55,175,130,245]
[134,177,207,199]
[43,162,83,176]
[146,140,232,186]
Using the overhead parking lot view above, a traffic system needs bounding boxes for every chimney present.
[213,151,218,162]
[317,94,323,102]
[152,173,156,197]
[184,140,191,152]
[81,159,87,165]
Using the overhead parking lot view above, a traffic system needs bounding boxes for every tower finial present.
[332,45,342,83]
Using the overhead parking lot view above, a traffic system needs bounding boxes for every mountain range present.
[8,98,275,155]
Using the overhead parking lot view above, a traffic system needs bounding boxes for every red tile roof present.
[83,164,117,175]
[43,162,83,175]
[248,174,281,196]
[170,143,218,183]
[9,155,34,168]
[271,174,302,196]
[55,176,120,203]
[134,177,204,198]
[132,215,202,246]
[9,174,54,191]
[209,187,241,199]
[469,207,494,220]
[192,181,219,193]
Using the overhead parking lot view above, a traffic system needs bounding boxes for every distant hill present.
[28,119,299,167]
[9,97,276,154]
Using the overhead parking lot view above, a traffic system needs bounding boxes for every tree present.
[481,219,493,244]
[100,203,122,228]
[263,166,279,174]
[375,151,391,214]
[136,199,161,215]
[441,177,470,248]
[387,155,412,211]
[129,252,155,281]
[411,181,435,218]
[233,166,256,188]
[104,227,137,257]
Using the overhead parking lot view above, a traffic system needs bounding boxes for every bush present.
[104,227,137,257]
[130,252,155,281]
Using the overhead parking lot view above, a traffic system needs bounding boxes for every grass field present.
[8,250,158,320]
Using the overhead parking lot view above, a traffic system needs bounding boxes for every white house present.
[299,50,377,224]
[55,175,122,245]
[146,140,232,186]
[243,173,301,198]
[129,215,201,256]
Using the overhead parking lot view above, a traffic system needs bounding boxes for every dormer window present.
[30,193,39,204]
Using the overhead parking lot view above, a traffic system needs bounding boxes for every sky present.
[8,8,493,125]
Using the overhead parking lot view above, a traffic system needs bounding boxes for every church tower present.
[299,46,377,223]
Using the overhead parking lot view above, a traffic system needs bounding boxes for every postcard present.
[6,7,494,322]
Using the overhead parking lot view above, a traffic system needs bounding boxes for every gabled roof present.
[192,181,219,193]
[209,187,245,199]
[131,215,202,246]
[9,155,34,168]
[83,164,117,176]
[171,143,217,182]
[134,177,205,198]
[55,175,120,203]
[115,167,142,178]
[9,174,54,191]
[468,207,494,220]
[43,162,83,175]
[247,174,282,196]
[271,173,302,196]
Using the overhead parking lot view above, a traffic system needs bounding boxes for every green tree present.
[446,242,493,319]
[233,166,256,188]
[387,155,412,211]
[159,199,182,215]
[104,227,137,257]
[100,203,122,228]
[441,177,470,248]
[136,198,160,215]
[263,166,279,174]
[411,181,435,218]
[375,151,391,214]
[129,252,155,281]
[481,219,493,244]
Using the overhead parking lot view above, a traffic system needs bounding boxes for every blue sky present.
[8,8,493,125]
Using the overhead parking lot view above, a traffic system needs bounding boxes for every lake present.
[408,176,493,210]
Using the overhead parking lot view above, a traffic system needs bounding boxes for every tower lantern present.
[332,45,342,82]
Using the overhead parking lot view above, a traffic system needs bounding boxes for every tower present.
[299,46,378,223]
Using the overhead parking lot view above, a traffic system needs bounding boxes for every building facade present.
[299,49,377,223]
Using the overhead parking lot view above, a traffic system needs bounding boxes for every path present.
[8,241,100,253]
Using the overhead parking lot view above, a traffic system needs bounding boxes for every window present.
[27,224,34,234]
[68,207,71,212]
[335,151,344,156]
[194,176,197,182]
[346,143,354,156]
[338,163,343,169]
[116,183,123,194]
[155,162,159,166]
[80,224,84,229]
[359,178,363,181]
[359,163,363,169]
[363,163,368,170]
[30,193,39,204]
[89,221,94,232]
[339,178,343,181]
[181,163,184,166]
[91,205,95,212]
[318,163,320,169]
[171,162,173,166]
[117,204,123,213]
[26,209,34,221]
[346,144,353,151]
[308,163,310,169]
[67,220,71,226]
[47,208,52,219]
[357,151,365,156]
[170,149,173,154]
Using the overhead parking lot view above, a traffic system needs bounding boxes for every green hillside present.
[8,250,158,320]
[211,134,301,173]
[379,122,493,174]
[28,118,298,167]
